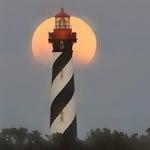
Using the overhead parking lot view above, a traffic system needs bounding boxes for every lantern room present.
[55,8,71,29]
[48,8,77,42]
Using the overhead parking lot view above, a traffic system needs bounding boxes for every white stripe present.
[50,95,76,134]
[52,52,62,64]
[51,57,73,102]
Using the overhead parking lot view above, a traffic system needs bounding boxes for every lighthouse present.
[48,9,77,148]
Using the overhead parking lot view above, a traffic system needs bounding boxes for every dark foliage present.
[0,127,150,150]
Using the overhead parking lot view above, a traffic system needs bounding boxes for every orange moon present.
[32,16,97,64]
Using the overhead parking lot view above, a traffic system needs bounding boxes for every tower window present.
[60,111,64,121]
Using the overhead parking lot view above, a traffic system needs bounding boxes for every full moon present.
[32,16,97,64]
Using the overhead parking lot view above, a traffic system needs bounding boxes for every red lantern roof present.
[55,8,70,18]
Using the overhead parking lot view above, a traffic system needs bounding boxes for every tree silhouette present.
[0,127,150,150]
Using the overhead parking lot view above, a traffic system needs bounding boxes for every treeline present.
[0,127,150,150]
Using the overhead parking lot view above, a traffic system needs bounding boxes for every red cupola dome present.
[55,8,70,18]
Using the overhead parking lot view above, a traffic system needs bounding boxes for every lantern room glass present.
[55,17,70,29]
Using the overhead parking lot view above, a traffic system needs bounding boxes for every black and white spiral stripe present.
[50,50,77,143]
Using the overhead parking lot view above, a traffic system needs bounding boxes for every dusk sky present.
[0,0,150,139]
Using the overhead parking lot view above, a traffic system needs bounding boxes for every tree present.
[146,128,150,136]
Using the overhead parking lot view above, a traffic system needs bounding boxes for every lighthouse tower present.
[48,9,77,147]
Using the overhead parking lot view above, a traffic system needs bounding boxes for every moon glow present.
[32,16,97,64]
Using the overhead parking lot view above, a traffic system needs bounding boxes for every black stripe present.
[50,75,75,126]
[59,116,77,150]
[63,115,77,140]
[52,51,72,83]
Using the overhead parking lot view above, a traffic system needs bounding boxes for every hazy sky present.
[0,0,150,139]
